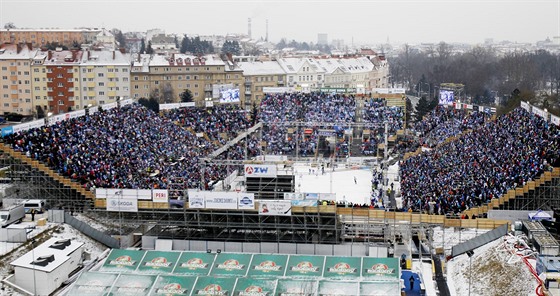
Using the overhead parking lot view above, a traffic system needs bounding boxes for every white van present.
[23,199,46,213]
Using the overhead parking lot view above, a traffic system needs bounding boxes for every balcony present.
[245,90,251,95]
[244,81,252,86]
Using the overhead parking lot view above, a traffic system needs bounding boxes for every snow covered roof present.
[237,61,285,76]
[43,50,83,65]
[148,54,225,67]
[0,43,38,60]
[11,237,84,273]
[276,58,326,74]
[80,50,130,66]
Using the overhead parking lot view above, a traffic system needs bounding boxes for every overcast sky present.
[1,0,559,45]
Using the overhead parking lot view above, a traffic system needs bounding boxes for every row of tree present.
[390,43,560,115]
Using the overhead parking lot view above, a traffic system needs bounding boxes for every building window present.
[99,91,105,96]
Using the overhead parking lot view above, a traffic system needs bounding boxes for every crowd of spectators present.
[362,98,404,133]
[4,104,252,192]
[400,107,560,214]
[394,106,492,155]
[163,105,251,145]
[259,92,357,156]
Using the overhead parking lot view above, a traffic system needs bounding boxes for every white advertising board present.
[204,192,238,209]
[106,197,138,212]
[237,193,255,209]
[152,189,169,203]
[258,200,292,216]
[244,164,277,177]
[284,193,305,200]
[521,101,531,112]
[551,114,560,127]
[188,191,205,208]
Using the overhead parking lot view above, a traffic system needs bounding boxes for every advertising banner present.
[361,257,399,281]
[247,254,289,278]
[284,193,304,200]
[258,200,292,216]
[68,272,118,296]
[551,114,560,127]
[237,193,255,210]
[276,279,318,296]
[106,196,138,212]
[521,101,531,112]
[210,253,253,277]
[173,252,215,276]
[109,274,156,296]
[191,276,236,296]
[263,87,296,93]
[532,106,546,118]
[100,249,146,273]
[322,256,362,279]
[285,255,325,278]
[187,191,205,209]
[244,164,277,177]
[148,275,196,296]
[205,192,238,210]
[233,278,277,296]
[137,251,180,274]
[152,189,169,203]
[291,200,318,206]
[318,280,359,296]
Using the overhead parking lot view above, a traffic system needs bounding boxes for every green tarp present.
[361,257,400,281]
[284,255,325,278]
[247,254,289,278]
[100,249,146,273]
[318,280,359,295]
[233,278,277,296]
[108,274,157,296]
[322,256,362,279]
[276,279,318,296]
[148,275,196,296]
[66,272,118,296]
[173,252,216,276]
[191,276,237,296]
[138,251,181,274]
[210,253,252,277]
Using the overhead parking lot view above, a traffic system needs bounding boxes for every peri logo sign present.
[244,165,277,177]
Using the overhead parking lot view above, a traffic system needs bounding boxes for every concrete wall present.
[143,236,371,257]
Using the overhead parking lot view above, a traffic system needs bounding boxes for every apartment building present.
[237,61,286,106]
[0,43,37,115]
[78,50,130,108]
[40,49,83,114]
[0,28,100,48]
[131,53,244,105]
[276,58,326,92]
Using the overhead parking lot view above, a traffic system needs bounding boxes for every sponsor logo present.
[217,259,244,270]
[190,199,204,207]
[195,284,227,295]
[181,258,209,269]
[239,196,253,205]
[109,255,136,266]
[366,263,395,275]
[145,257,172,268]
[290,261,319,273]
[254,260,282,272]
[245,166,270,175]
[327,262,357,274]
[155,283,188,294]
[239,285,269,296]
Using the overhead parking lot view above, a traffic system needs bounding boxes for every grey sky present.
[1,0,559,45]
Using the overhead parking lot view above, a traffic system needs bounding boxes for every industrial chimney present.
[248,18,252,39]
[266,19,269,42]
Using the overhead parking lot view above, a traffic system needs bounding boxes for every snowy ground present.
[446,236,540,296]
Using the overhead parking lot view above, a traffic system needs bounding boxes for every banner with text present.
[106,196,138,212]
[258,200,292,216]
[244,164,277,177]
